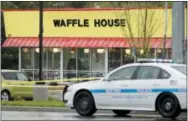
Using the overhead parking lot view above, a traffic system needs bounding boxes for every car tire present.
[74,91,96,116]
[1,90,11,101]
[157,93,181,118]
[112,110,131,116]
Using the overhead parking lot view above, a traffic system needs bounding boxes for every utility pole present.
[162,2,168,59]
[39,1,43,80]
[172,2,184,64]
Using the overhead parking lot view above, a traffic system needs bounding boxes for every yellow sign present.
[3,9,187,38]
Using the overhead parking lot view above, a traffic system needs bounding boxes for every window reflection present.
[108,48,121,72]
[21,48,33,69]
[91,48,105,77]
[108,48,135,72]
[77,48,89,78]
[63,48,77,79]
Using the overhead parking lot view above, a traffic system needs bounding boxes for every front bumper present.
[63,91,74,108]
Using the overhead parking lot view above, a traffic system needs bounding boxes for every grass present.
[1,100,65,107]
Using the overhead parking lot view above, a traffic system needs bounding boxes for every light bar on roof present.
[137,58,173,63]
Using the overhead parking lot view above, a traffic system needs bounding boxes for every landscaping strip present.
[1,101,65,107]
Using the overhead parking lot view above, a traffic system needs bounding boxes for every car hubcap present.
[1,92,9,101]
[77,95,90,113]
[165,102,172,111]
[81,100,88,110]
[163,98,174,112]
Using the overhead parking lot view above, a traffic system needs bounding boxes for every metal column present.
[172,2,185,63]
[39,1,43,80]
[18,47,21,71]
[60,49,63,79]
[105,48,108,76]
[162,2,168,59]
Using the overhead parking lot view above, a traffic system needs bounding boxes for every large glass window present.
[21,48,61,80]
[108,48,121,72]
[108,48,134,73]
[21,48,34,69]
[44,48,60,80]
[63,48,77,79]
[122,48,134,65]
[77,48,89,78]
[21,48,35,80]
[90,48,105,77]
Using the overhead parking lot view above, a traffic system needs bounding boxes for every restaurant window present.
[149,48,155,58]
[122,48,134,65]
[156,48,162,58]
[21,48,35,80]
[26,48,61,80]
[21,48,34,69]
[45,48,60,80]
[77,48,90,78]
[34,48,48,70]
[167,49,172,59]
[90,48,105,77]
[108,48,121,72]
[63,48,77,79]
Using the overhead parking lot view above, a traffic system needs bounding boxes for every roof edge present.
[1,7,173,12]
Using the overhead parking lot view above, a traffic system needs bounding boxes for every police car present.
[63,62,187,118]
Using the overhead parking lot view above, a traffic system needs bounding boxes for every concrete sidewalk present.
[1,106,187,116]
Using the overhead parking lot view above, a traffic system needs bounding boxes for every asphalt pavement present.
[1,106,187,121]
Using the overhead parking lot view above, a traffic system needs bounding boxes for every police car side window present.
[108,66,137,81]
[136,66,160,79]
[159,69,170,79]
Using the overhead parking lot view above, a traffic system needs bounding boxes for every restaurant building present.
[2,8,187,80]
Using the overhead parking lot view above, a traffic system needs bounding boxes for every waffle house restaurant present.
[2,8,178,80]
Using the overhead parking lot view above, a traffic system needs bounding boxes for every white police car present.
[63,63,187,118]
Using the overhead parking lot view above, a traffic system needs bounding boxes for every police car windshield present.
[171,66,186,75]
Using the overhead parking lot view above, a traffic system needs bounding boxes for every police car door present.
[103,65,138,108]
[128,66,160,109]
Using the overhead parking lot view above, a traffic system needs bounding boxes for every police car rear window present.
[171,66,186,75]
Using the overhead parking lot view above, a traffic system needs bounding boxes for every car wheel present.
[157,93,181,118]
[74,91,96,116]
[112,110,131,116]
[1,90,11,101]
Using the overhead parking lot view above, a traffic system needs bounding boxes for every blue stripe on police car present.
[89,88,186,94]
